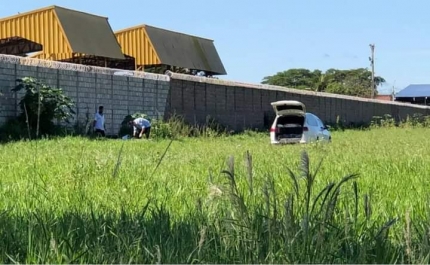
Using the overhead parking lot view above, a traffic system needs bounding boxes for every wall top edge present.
[0,54,170,82]
[165,71,430,110]
[0,54,429,110]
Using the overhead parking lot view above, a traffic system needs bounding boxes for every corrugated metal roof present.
[395,84,430,98]
[143,25,227,75]
[54,6,125,59]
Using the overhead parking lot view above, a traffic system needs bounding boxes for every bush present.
[118,113,189,140]
[118,113,228,140]
[370,113,430,129]
[150,114,194,139]
[0,118,29,142]
[10,77,75,136]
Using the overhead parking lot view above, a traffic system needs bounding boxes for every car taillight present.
[270,127,276,132]
[303,126,308,131]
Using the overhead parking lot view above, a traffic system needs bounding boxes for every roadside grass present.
[0,127,429,263]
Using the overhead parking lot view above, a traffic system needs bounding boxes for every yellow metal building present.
[115,25,227,75]
[0,5,134,69]
[115,25,160,70]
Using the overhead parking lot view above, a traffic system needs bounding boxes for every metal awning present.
[0,36,43,56]
[60,53,135,70]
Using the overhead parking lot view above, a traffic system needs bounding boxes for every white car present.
[270,100,331,144]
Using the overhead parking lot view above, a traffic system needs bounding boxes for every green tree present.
[262,69,320,90]
[12,77,75,135]
[324,68,385,97]
[261,67,385,98]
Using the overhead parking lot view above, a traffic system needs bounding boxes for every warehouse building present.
[395,84,430,106]
[0,5,135,69]
[115,25,227,76]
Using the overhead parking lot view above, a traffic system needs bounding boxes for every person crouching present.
[129,117,152,139]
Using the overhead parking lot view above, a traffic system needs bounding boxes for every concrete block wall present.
[1,54,430,135]
[0,61,16,125]
[0,55,170,135]
[165,72,430,130]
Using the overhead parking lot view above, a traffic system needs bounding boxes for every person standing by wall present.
[93,105,106,137]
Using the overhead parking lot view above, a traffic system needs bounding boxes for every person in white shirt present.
[93,105,105,137]
[129,117,151,139]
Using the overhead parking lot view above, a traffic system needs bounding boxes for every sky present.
[2,0,430,94]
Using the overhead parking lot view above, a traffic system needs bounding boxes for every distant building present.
[115,25,227,76]
[395,84,430,105]
[0,5,134,70]
[375,94,393,101]
[0,6,226,74]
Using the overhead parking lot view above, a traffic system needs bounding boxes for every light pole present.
[369,44,375,98]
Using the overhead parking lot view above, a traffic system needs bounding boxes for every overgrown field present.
[0,127,429,263]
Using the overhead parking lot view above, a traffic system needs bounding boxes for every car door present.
[305,113,320,140]
[315,116,330,140]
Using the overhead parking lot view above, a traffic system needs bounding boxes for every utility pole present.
[369,44,375,98]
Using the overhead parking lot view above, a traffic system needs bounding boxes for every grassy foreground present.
[0,127,429,263]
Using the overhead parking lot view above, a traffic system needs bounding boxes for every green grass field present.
[0,127,429,263]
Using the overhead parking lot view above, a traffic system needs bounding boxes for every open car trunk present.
[271,100,306,143]
[275,115,305,143]
[271,100,306,116]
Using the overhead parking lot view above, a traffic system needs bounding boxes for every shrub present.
[118,113,228,140]
[0,118,29,141]
[11,77,75,136]
[118,113,189,140]
[370,113,430,129]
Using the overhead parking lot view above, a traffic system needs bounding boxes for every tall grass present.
[2,78,430,263]
[0,126,429,263]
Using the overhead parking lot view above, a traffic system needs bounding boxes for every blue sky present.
[2,0,430,94]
